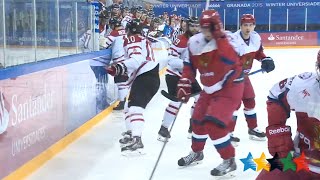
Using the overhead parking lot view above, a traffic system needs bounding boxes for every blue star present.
[240,152,257,171]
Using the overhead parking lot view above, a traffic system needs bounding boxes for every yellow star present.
[253,152,270,172]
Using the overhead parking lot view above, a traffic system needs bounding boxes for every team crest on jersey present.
[300,89,310,98]
[199,55,210,67]
[298,72,313,79]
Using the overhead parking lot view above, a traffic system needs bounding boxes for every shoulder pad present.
[298,72,314,80]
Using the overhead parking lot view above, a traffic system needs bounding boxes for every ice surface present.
[27,48,319,180]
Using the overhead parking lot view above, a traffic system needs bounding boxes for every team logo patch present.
[298,72,313,79]
[199,55,209,67]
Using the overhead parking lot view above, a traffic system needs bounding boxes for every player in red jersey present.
[176,10,244,177]
[229,14,275,144]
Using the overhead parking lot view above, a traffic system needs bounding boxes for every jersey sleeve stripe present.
[128,52,142,57]
[220,57,235,65]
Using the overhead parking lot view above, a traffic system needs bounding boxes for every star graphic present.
[267,152,283,171]
[253,152,270,171]
[280,152,296,172]
[293,152,310,172]
[240,152,257,171]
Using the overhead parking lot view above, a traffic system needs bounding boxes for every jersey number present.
[125,36,136,43]
[173,38,180,46]
[279,79,288,89]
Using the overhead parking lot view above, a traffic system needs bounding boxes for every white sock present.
[117,83,129,101]
[162,101,181,128]
[128,106,145,137]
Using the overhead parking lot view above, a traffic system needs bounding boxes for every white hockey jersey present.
[105,28,126,63]
[123,34,159,85]
[268,72,320,174]
[230,30,262,56]
[268,72,320,120]
[165,34,189,77]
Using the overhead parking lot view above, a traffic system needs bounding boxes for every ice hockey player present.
[229,14,275,143]
[157,17,202,142]
[102,17,128,110]
[106,19,160,155]
[256,50,320,179]
[176,10,244,177]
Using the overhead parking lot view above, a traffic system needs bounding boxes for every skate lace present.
[184,152,197,163]
[216,160,230,171]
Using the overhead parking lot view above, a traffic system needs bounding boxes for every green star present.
[280,153,296,172]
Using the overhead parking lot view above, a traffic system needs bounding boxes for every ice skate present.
[210,157,237,178]
[177,151,204,167]
[113,100,125,110]
[119,130,132,147]
[230,134,240,147]
[157,125,171,142]
[121,136,145,156]
[248,128,266,141]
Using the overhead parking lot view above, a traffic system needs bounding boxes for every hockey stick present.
[161,90,200,102]
[161,69,263,102]
[205,0,210,10]
[248,69,264,76]
[148,102,183,180]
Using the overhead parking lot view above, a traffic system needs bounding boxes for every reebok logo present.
[269,127,290,135]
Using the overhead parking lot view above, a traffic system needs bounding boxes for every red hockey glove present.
[177,78,192,103]
[266,125,293,158]
[210,12,225,39]
[105,63,127,76]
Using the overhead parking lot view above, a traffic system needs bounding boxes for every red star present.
[293,152,310,172]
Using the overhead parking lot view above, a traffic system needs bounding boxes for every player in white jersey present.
[256,50,320,180]
[106,19,160,155]
[103,17,128,110]
[157,17,202,142]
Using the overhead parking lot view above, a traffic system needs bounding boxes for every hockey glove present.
[266,125,293,158]
[105,63,127,76]
[261,57,275,73]
[210,12,225,39]
[177,78,192,103]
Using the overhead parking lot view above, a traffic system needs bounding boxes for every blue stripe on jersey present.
[244,113,257,119]
[220,56,235,65]
[221,70,236,87]
[192,137,208,142]
[214,139,231,149]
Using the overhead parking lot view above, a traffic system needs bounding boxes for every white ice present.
[27,48,319,180]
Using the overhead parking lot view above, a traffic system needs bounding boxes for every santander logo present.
[268,34,275,41]
[0,91,9,134]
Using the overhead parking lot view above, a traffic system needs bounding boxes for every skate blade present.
[213,171,236,179]
[121,149,146,157]
[249,135,266,141]
[178,160,203,168]
[157,135,169,142]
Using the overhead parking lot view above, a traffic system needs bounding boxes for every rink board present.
[0,40,169,180]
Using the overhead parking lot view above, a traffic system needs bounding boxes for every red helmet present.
[241,14,255,25]
[200,9,220,28]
